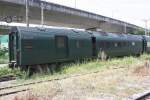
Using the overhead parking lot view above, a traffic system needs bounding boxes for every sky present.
[44,0,150,28]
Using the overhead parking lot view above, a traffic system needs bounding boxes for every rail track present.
[0,71,101,98]
[130,90,150,100]
[0,75,16,82]
[0,89,29,97]
[0,66,127,98]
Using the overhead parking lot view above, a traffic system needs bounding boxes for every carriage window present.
[76,40,82,48]
[56,36,65,48]
[132,42,135,46]
[114,43,118,47]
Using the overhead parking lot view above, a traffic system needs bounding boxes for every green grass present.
[140,53,150,60]
[0,66,27,78]
[20,54,145,81]
[0,54,150,81]
[0,50,9,64]
[0,56,9,64]
[60,56,138,75]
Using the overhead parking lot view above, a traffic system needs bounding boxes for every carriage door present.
[92,37,96,56]
[142,36,146,53]
[9,32,18,62]
[55,36,68,59]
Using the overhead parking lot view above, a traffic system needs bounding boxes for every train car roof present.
[91,31,142,41]
[11,26,143,41]
[11,26,92,39]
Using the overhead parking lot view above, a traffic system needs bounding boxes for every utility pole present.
[111,10,115,18]
[26,0,29,27]
[41,1,44,26]
[143,19,150,35]
[74,0,76,8]
[124,23,127,33]
[144,20,148,35]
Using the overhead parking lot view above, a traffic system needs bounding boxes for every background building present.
[0,35,8,49]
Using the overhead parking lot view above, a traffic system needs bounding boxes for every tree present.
[133,28,145,35]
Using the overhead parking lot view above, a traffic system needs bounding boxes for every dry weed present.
[133,61,150,76]
[13,91,38,100]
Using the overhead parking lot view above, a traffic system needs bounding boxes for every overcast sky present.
[44,0,150,28]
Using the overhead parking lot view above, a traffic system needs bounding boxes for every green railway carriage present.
[9,26,144,68]
[126,34,143,55]
[9,27,93,67]
[92,32,143,59]
[142,35,150,53]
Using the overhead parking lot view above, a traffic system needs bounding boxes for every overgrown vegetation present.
[60,56,137,75]
[0,49,9,64]
[0,66,27,78]
[129,28,150,35]
[0,54,150,80]
[133,28,145,35]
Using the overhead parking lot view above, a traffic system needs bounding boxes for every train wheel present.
[9,63,14,69]
[9,62,17,69]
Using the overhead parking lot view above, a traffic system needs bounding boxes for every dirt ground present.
[1,61,150,100]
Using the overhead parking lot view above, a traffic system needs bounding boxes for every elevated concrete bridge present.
[0,25,10,34]
[0,0,139,34]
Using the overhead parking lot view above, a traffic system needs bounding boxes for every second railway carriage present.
[9,26,146,68]
[142,35,150,53]
[92,32,143,59]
